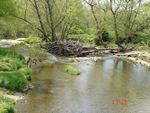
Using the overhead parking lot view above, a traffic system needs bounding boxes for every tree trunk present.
[46,0,57,41]
[90,5,101,40]
[33,0,48,41]
[113,14,119,45]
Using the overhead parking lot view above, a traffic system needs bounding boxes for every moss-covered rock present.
[64,65,80,75]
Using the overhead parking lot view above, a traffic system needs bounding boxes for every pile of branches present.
[44,40,83,56]
[43,40,135,57]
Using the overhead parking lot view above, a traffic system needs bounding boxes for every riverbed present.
[16,57,150,113]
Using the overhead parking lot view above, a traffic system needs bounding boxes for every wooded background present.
[0,0,150,46]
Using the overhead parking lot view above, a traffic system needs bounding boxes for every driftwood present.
[44,40,134,56]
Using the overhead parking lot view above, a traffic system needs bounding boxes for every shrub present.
[102,31,110,42]
[129,32,149,44]
[94,38,101,46]
[25,36,42,44]
[64,65,80,75]
[69,26,93,35]
[94,31,111,46]
[68,34,95,44]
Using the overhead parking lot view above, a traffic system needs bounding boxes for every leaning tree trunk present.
[33,0,48,41]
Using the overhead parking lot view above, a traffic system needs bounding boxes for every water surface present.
[17,58,150,113]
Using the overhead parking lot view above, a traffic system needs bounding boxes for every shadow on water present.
[16,58,150,113]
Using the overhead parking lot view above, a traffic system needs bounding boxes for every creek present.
[16,57,150,113]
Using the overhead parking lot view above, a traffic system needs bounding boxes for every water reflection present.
[17,58,150,113]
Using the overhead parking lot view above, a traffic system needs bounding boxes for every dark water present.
[16,58,150,113]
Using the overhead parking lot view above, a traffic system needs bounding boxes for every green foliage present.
[94,31,111,46]
[101,31,110,42]
[0,57,25,71]
[0,48,24,60]
[70,26,93,35]
[0,0,17,16]
[0,48,31,91]
[107,31,116,43]
[129,32,149,44]
[25,36,42,44]
[0,93,15,113]
[0,72,27,92]
[19,68,32,80]
[64,65,80,75]
[68,34,95,44]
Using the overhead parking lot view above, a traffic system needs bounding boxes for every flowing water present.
[16,57,150,113]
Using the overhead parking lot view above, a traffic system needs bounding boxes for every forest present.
[0,0,150,113]
[0,0,149,47]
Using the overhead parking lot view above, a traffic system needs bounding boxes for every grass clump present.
[19,68,32,80]
[0,93,16,113]
[64,65,80,75]
[0,48,31,92]
[0,72,27,92]
[0,57,24,71]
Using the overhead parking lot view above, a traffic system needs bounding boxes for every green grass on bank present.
[0,72,27,92]
[0,48,32,92]
[0,93,15,113]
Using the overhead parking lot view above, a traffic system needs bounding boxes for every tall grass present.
[0,72,27,92]
[0,48,31,92]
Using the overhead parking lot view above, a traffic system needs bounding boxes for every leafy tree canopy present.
[0,0,17,17]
